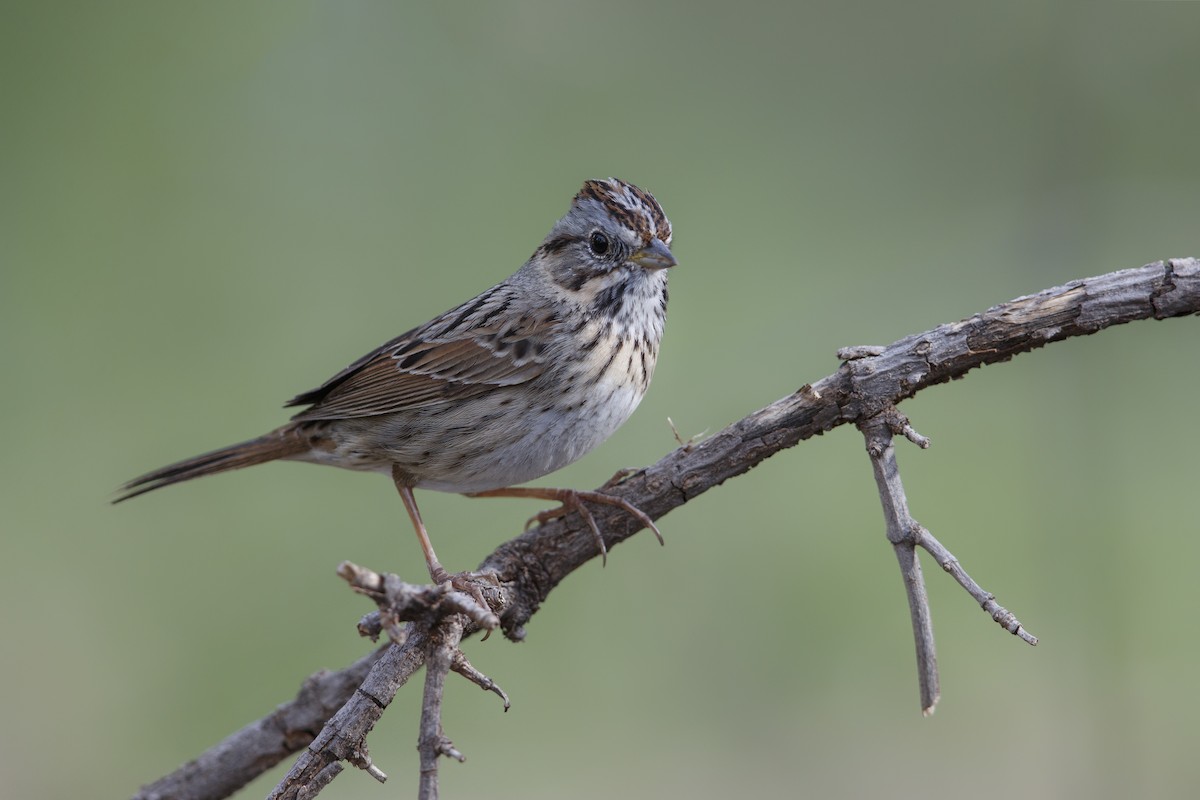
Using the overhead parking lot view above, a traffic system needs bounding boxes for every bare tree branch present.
[133,258,1200,800]
[266,565,509,798]
[416,617,466,800]
[858,406,1036,715]
[858,408,942,715]
[131,649,385,800]
[265,633,427,800]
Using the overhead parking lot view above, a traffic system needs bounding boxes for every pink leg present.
[393,468,450,584]
[393,468,495,624]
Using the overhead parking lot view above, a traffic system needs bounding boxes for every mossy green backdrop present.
[3,3,1198,798]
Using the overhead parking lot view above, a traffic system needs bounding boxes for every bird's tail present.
[114,429,309,503]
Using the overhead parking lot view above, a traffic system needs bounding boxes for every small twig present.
[337,561,502,634]
[860,410,941,714]
[357,611,385,642]
[666,416,706,450]
[860,406,1036,714]
[268,634,429,799]
[345,750,387,784]
[889,414,930,449]
[274,565,496,800]
[912,526,1038,645]
[418,617,467,800]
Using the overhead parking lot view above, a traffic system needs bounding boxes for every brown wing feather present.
[288,287,556,421]
[284,327,418,410]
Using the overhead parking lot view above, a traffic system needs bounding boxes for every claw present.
[468,486,663,563]
[428,567,498,635]
[601,467,640,490]
[525,495,608,564]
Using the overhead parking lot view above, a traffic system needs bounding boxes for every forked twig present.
[859,407,1036,715]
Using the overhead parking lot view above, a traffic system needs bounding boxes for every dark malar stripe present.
[592,279,629,317]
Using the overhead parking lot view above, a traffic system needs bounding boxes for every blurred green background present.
[3,2,1199,799]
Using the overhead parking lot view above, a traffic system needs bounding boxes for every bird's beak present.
[631,238,677,271]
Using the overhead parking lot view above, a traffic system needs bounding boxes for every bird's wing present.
[286,284,558,421]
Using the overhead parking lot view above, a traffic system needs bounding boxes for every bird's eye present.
[589,231,610,256]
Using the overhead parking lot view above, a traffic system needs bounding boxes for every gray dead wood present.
[266,567,505,800]
[133,258,1200,800]
[858,408,1037,715]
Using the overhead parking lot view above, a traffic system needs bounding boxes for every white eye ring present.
[589,231,610,256]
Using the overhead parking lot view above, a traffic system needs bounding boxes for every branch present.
[134,258,1200,799]
[858,408,941,715]
[483,258,1199,637]
[266,565,508,799]
[416,617,466,800]
[131,649,385,800]
[858,406,1037,715]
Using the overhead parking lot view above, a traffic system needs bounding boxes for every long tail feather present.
[114,430,308,503]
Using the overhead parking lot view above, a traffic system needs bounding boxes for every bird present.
[116,178,676,585]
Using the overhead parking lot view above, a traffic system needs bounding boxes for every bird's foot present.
[468,486,663,566]
[427,563,500,633]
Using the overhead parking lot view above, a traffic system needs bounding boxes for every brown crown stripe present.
[574,179,672,247]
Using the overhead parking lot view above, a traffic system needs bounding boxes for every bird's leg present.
[393,473,450,584]
[467,486,664,565]
[392,467,496,619]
